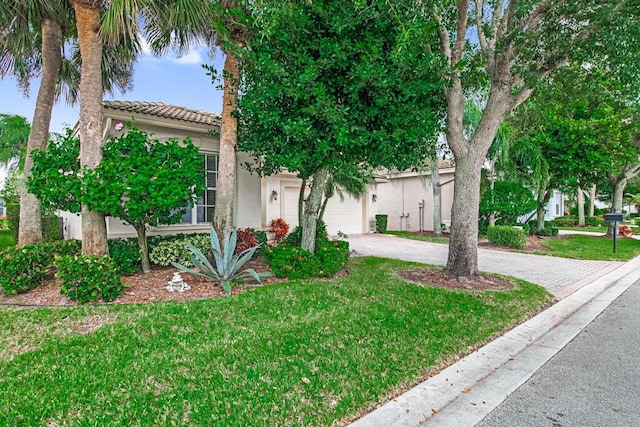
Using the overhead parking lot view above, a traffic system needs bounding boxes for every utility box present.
[604,213,625,222]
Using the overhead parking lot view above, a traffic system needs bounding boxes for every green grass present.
[538,234,640,261]
[557,226,608,233]
[0,257,552,426]
[387,230,449,244]
[0,229,15,247]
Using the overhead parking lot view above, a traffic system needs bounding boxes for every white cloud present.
[138,36,206,66]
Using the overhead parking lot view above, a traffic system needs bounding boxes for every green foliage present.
[264,240,349,279]
[149,234,211,267]
[55,255,124,303]
[480,182,537,225]
[107,239,142,275]
[552,216,579,227]
[487,226,527,249]
[172,228,272,295]
[28,125,206,271]
[0,240,80,295]
[263,243,319,280]
[375,214,388,233]
[285,219,329,249]
[527,220,559,237]
[584,216,603,227]
[1,172,21,241]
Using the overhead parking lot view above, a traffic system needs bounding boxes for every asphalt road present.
[477,279,640,427]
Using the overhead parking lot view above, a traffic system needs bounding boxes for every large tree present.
[238,0,445,252]
[427,0,636,277]
[71,0,139,255]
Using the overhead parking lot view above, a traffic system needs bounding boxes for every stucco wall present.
[376,170,455,232]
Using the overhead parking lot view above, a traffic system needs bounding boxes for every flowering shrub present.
[149,234,211,267]
[235,228,260,254]
[0,240,81,295]
[270,218,289,243]
[619,225,634,236]
[56,255,124,303]
[264,240,349,279]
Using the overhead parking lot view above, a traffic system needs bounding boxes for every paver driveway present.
[347,234,623,297]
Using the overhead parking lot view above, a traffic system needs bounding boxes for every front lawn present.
[0,257,552,426]
[557,226,608,233]
[538,234,640,261]
[0,229,14,247]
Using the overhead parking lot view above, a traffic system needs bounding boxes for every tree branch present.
[452,0,469,64]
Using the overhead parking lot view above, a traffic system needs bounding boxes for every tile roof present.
[103,101,220,126]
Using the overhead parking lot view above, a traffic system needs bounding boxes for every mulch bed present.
[396,268,514,291]
[0,258,285,307]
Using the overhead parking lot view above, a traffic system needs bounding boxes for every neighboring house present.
[61,101,377,240]
[376,161,456,232]
[545,190,565,220]
[0,198,6,218]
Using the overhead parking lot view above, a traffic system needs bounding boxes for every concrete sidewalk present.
[347,234,640,426]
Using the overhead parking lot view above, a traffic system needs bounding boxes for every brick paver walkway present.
[348,234,623,297]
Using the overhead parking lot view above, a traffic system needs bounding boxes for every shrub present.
[108,238,142,275]
[285,219,329,249]
[264,243,320,279]
[265,239,349,279]
[56,255,124,303]
[236,228,259,254]
[270,218,289,243]
[487,226,526,249]
[6,203,19,242]
[314,240,350,276]
[256,230,268,248]
[552,216,578,227]
[0,240,81,295]
[375,214,388,233]
[584,216,603,227]
[479,182,536,225]
[149,233,211,267]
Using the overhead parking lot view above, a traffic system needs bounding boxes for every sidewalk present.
[347,234,640,426]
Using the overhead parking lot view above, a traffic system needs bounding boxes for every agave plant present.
[172,227,272,295]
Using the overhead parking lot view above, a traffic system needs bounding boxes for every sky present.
[0,43,225,187]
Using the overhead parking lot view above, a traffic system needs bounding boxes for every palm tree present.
[144,0,247,243]
[70,0,140,255]
[1,1,76,245]
[0,114,30,171]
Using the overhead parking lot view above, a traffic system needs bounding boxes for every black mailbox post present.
[604,213,626,253]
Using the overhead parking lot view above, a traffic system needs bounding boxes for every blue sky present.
[0,43,225,134]
[0,43,225,187]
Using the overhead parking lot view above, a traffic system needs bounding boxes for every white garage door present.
[282,186,365,236]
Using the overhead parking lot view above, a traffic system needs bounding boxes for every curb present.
[350,255,640,426]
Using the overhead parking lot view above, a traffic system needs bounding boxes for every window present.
[0,199,5,217]
[181,154,218,224]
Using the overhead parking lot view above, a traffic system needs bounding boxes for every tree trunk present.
[536,178,550,232]
[301,166,329,253]
[431,159,442,236]
[487,158,497,227]
[73,0,108,256]
[213,48,240,243]
[133,223,150,273]
[588,184,596,217]
[18,19,63,246]
[577,186,585,227]
[608,177,627,236]
[318,194,329,221]
[446,154,485,277]
[298,177,307,225]
[445,80,510,277]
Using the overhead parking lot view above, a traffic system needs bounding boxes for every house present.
[0,198,6,219]
[61,101,378,239]
[375,161,456,232]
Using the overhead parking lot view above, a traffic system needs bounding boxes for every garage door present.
[282,186,365,236]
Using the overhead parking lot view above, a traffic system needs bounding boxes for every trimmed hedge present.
[264,240,349,280]
[375,214,388,233]
[487,226,526,249]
